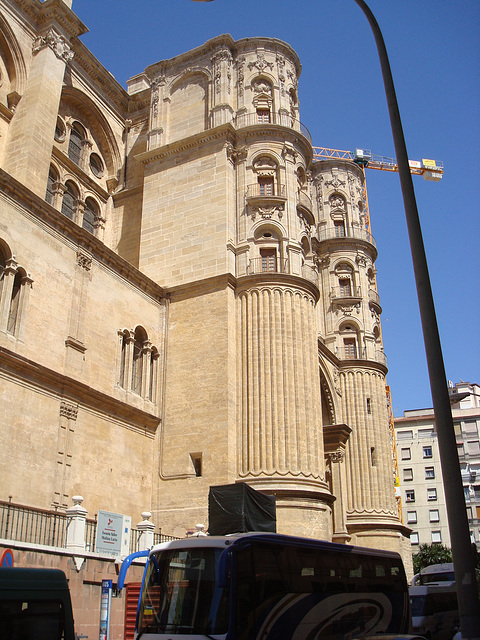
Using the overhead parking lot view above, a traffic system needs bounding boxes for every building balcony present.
[317,226,377,252]
[246,183,286,206]
[368,288,382,313]
[244,258,318,286]
[246,257,288,275]
[336,347,387,367]
[234,112,312,144]
[297,191,313,217]
[331,286,362,303]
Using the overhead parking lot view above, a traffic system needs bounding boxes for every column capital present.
[32,28,74,64]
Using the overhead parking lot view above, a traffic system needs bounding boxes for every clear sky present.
[72,0,479,416]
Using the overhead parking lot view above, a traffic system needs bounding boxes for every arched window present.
[252,155,279,197]
[339,322,360,360]
[252,78,273,123]
[0,241,31,338]
[46,166,58,206]
[149,347,159,402]
[335,262,355,297]
[61,181,79,221]
[83,198,98,234]
[7,271,21,334]
[118,326,159,401]
[131,326,147,395]
[68,122,86,165]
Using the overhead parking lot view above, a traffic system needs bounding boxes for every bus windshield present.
[137,547,229,636]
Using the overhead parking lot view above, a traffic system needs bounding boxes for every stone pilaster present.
[4,27,73,197]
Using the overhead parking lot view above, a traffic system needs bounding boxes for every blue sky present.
[73,0,480,416]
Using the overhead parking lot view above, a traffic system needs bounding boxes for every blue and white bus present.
[118,532,420,640]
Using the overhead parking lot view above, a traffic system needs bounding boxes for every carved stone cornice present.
[0,169,164,303]
[37,0,88,39]
[136,123,236,165]
[0,345,160,435]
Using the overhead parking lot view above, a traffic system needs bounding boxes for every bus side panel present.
[250,591,409,640]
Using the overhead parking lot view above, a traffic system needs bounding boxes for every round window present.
[89,153,104,178]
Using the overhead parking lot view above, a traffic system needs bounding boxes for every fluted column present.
[237,285,327,491]
[341,368,398,520]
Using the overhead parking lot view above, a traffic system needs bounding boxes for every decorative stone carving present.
[252,78,272,95]
[253,156,277,176]
[327,450,345,464]
[250,204,284,221]
[329,194,346,212]
[76,251,92,271]
[325,175,346,190]
[60,401,78,421]
[286,68,298,89]
[297,211,312,235]
[235,56,246,97]
[225,143,247,165]
[248,53,274,73]
[355,253,367,268]
[32,29,74,64]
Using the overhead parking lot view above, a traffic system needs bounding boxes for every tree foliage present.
[412,543,453,575]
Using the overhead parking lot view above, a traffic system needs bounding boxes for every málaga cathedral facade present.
[0,0,411,560]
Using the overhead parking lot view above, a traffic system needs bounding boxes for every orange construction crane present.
[313,147,444,181]
[313,146,444,232]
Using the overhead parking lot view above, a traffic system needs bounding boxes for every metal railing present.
[318,226,376,248]
[246,183,286,198]
[129,529,179,553]
[336,348,387,367]
[233,112,312,143]
[246,257,288,275]
[1,498,179,552]
[331,286,362,299]
[0,499,68,548]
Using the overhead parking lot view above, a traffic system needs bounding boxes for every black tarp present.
[208,483,276,535]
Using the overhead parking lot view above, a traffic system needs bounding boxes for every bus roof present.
[147,532,403,560]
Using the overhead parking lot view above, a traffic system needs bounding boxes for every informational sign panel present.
[95,510,131,556]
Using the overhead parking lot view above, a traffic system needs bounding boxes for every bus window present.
[137,547,229,636]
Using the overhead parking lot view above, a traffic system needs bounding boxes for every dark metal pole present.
[352,1,480,636]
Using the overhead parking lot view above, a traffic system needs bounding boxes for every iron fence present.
[0,498,68,548]
[1,498,179,552]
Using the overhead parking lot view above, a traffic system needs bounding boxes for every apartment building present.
[395,381,480,549]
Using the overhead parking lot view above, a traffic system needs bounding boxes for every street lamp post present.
[351,2,480,637]
[193,0,480,635]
